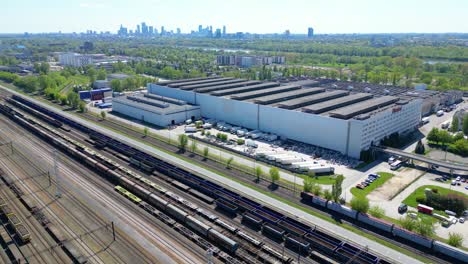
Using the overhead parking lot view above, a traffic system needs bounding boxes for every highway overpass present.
[371,146,468,172]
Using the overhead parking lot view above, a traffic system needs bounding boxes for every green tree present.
[303,177,316,193]
[427,128,440,144]
[415,140,425,154]
[203,147,209,160]
[143,127,149,137]
[368,205,385,218]
[67,92,80,108]
[312,184,323,196]
[87,67,97,83]
[331,175,344,202]
[399,216,417,231]
[323,189,333,201]
[226,157,234,169]
[111,79,122,92]
[463,116,468,136]
[190,140,198,153]
[178,134,188,151]
[350,196,369,213]
[78,101,87,113]
[451,116,459,132]
[59,95,68,105]
[269,167,280,185]
[100,110,106,120]
[447,232,464,247]
[255,166,263,182]
[415,221,436,238]
[97,69,107,80]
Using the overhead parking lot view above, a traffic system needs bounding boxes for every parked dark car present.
[398,204,408,214]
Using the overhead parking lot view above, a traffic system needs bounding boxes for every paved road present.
[373,146,468,171]
[374,173,468,247]
[88,105,308,185]
[3,87,424,264]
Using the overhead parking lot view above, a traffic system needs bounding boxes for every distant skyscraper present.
[149,26,154,35]
[177,28,181,35]
[141,22,148,35]
[136,25,140,34]
[215,28,221,38]
[160,26,165,36]
[308,27,314,38]
[198,25,202,32]
[222,25,226,36]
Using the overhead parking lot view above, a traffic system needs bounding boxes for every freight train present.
[3,95,397,264]
[300,192,468,263]
[0,194,31,243]
[0,103,245,259]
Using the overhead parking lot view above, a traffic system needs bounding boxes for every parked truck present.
[417,204,434,214]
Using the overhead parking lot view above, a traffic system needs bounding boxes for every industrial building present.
[58,53,93,67]
[112,93,200,127]
[111,76,463,158]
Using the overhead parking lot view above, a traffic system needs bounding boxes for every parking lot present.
[178,119,361,176]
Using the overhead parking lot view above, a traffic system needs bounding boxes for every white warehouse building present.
[139,77,423,158]
[112,93,201,127]
[58,53,93,67]
[113,77,423,158]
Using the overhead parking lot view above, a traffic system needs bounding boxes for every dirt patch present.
[368,168,422,201]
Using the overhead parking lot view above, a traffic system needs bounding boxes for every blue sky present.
[2,0,467,34]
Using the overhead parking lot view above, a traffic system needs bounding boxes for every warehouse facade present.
[139,77,423,158]
[112,93,200,127]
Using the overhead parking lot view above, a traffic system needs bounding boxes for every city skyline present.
[2,0,468,34]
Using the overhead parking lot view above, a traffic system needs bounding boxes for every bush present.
[237,138,245,145]
[368,205,385,218]
[447,232,464,247]
[312,184,322,196]
[415,221,435,238]
[226,157,234,169]
[269,167,280,185]
[178,134,188,151]
[323,190,332,201]
[350,196,369,213]
[303,177,315,193]
[400,216,417,231]
[415,196,427,204]
[203,147,209,160]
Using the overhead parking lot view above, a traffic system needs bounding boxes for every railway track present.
[0,118,206,264]
[4,93,458,264]
[0,184,67,264]
[65,127,311,264]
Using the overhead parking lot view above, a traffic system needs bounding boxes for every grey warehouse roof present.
[302,93,374,114]
[275,90,349,110]
[113,94,199,115]
[211,82,280,96]
[167,77,234,88]
[196,80,262,93]
[230,85,301,100]
[329,96,399,119]
[179,79,246,90]
[158,76,220,86]
[249,87,326,105]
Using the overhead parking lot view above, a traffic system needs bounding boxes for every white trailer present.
[291,161,317,169]
[246,140,258,148]
[246,130,260,138]
[280,157,303,165]
[185,126,197,133]
[306,165,335,174]
[255,150,276,158]
[274,155,296,162]
[266,153,288,161]
[251,132,262,139]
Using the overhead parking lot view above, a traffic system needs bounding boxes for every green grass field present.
[402,185,468,209]
[350,172,394,199]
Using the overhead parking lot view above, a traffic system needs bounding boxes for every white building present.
[58,53,93,67]
[139,78,423,158]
